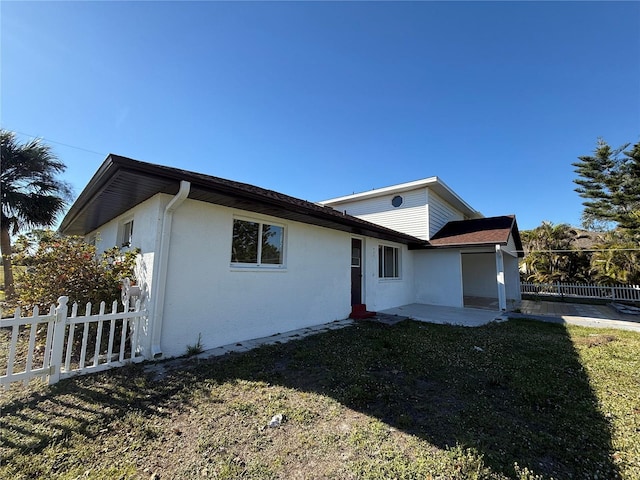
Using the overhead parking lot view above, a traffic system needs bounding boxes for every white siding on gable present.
[505,232,518,256]
[427,190,464,239]
[335,188,429,240]
[326,186,471,241]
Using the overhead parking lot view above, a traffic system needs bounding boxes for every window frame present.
[378,244,400,279]
[230,216,286,269]
[119,218,134,248]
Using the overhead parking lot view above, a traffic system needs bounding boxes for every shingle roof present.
[59,154,426,246]
[428,215,523,256]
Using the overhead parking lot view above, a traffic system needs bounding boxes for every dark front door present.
[351,238,362,305]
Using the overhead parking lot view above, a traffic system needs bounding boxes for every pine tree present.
[573,138,640,234]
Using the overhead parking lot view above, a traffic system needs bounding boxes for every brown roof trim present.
[414,215,524,257]
[60,154,426,246]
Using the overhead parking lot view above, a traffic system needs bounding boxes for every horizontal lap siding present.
[427,191,464,239]
[336,188,428,240]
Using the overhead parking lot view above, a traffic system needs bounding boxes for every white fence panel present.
[521,282,640,302]
[0,305,56,387]
[60,299,146,381]
[1,295,147,389]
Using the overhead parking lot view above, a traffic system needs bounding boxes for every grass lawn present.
[1,319,639,479]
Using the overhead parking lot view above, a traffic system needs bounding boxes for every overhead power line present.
[520,248,640,253]
[10,129,107,157]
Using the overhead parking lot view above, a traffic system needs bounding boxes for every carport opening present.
[461,252,499,310]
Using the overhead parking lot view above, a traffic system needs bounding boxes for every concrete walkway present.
[515,299,640,332]
[379,301,640,333]
[379,303,508,327]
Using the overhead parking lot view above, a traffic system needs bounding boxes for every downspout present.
[150,180,191,358]
[495,244,507,311]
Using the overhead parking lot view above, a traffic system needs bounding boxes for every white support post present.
[495,245,507,311]
[48,296,69,385]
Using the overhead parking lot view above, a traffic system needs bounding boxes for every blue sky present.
[2,1,639,231]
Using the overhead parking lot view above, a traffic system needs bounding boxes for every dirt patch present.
[575,334,617,348]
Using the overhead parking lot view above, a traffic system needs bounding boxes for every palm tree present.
[520,221,590,283]
[1,130,72,300]
[590,230,640,285]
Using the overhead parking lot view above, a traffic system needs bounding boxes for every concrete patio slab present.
[379,303,507,327]
[379,301,640,332]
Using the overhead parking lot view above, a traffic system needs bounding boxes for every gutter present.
[150,180,191,358]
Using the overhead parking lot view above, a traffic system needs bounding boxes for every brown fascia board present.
[413,216,524,257]
[60,154,426,246]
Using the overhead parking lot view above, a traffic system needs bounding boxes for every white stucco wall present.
[156,199,353,358]
[461,253,498,298]
[413,249,463,307]
[80,190,522,358]
[82,194,425,359]
[85,195,164,299]
[504,253,522,305]
[87,195,164,270]
[87,196,162,256]
[84,195,169,358]
[360,240,415,312]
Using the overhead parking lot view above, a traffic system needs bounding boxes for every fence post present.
[48,296,69,385]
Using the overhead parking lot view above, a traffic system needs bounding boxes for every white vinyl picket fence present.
[1,296,147,389]
[521,282,640,302]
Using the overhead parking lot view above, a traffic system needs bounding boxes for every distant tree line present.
[521,137,640,285]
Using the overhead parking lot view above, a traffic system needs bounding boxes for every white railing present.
[521,282,640,302]
[1,296,147,389]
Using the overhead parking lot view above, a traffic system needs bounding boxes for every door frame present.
[351,237,365,306]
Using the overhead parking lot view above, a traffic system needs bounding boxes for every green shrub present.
[9,231,139,314]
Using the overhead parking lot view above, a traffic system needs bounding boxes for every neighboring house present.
[59,155,522,359]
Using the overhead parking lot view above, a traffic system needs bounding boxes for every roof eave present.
[58,155,120,234]
[59,155,426,246]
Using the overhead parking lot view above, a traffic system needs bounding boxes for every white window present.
[378,245,400,278]
[120,219,134,247]
[231,218,284,267]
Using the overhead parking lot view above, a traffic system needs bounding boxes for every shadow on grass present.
[0,365,183,463]
[213,319,621,479]
[0,319,621,478]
